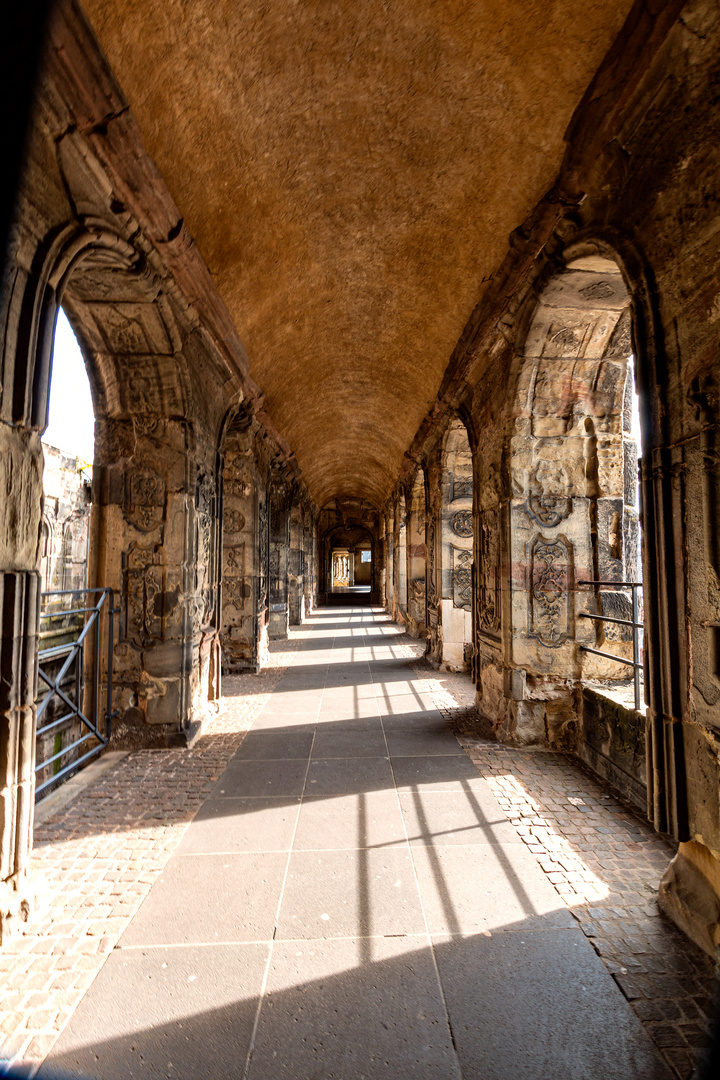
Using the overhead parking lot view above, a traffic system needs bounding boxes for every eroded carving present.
[452,509,473,537]
[525,459,571,527]
[453,475,473,499]
[528,534,572,647]
[580,280,614,301]
[126,545,165,646]
[453,548,472,611]
[225,509,246,534]
[124,470,165,532]
[478,508,500,636]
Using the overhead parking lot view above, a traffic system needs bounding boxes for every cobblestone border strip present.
[410,655,718,1080]
[0,639,299,1075]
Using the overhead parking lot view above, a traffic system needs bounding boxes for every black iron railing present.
[577,579,644,711]
[35,588,117,799]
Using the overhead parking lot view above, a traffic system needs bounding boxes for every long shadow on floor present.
[39,913,672,1080]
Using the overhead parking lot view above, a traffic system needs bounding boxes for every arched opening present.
[34,307,97,798]
[406,470,427,638]
[42,310,94,591]
[437,418,474,671]
[505,246,647,803]
[22,223,214,791]
[318,498,380,606]
[327,527,373,597]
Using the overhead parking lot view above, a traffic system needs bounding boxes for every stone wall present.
[578,688,647,812]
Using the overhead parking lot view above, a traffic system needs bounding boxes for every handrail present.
[577,579,643,711]
[35,587,118,799]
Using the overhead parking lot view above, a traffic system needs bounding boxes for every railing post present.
[632,583,641,712]
[106,588,114,741]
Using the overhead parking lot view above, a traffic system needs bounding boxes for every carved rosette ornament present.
[528,534,572,647]
[451,510,473,537]
[225,509,246,534]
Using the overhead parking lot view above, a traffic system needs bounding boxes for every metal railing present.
[35,588,117,799]
[577,579,644,711]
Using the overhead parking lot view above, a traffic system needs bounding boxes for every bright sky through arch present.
[43,308,95,464]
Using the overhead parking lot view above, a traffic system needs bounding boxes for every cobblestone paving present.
[411,654,719,1080]
[0,640,298,1076]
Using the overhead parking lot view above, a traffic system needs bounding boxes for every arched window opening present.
[584,354,645,711]
[36,308,95,798]
[507,247,649,804]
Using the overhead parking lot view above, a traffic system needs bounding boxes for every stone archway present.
[502,249,636,745]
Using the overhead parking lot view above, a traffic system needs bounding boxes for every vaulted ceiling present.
[83,0,633,507]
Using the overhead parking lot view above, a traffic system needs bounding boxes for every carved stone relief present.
[133,415,162,439]
[451,510,473,537]
[224,540,247,611]
[453,548,472,611]
[258,494,269,609]
[91,301,172,355]
[426,511,437,610]
[225,509,246,534]
[528,534,572,647]
[453,475,473,499]
[525,459,571,527]
[126,544,165,646]
[124,470,165,532]
[478,508,501,637]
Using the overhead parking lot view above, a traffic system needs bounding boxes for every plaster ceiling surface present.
[82,0,633,507]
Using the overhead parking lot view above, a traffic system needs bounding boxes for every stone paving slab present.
[411,657,719,1080]
[0,640,299,1074]
[2,611,716,1079]
[42,942,269,1079]
[248,935,460,1080]
[434,928,669,1080]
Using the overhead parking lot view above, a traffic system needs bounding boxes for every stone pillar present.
[219,431,257,672]
[439,439,473,672]
[303,512,315,614]
[406,476,427,638]
[288,498,305,625]
[0,426,43,941]
[91,415,219,744]
[268,474,290,639]
[385,511,394,612]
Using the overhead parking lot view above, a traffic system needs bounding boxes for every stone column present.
[91,415,219,744]
[0,426,43,941]
[288,499,305,625]
[268,474,290,639]
[406,478,427,638]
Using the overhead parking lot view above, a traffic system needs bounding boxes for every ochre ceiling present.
[83,0,633,507]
